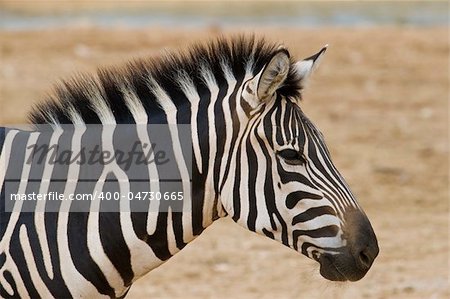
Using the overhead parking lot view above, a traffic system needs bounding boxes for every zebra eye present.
[277,149,306,165]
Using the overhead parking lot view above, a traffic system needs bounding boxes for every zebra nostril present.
[358,249,371,269]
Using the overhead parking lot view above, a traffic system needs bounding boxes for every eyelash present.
[277,149,306,166]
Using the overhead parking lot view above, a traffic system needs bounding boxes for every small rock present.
[419,107,434,119]
[213,262,231,273]
[74,44,91,58]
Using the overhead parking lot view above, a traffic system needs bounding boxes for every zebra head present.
[221,45,378,281]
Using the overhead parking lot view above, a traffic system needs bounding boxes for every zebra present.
[0,36,379,298]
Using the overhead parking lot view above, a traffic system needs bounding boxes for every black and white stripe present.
[0,36,378,298]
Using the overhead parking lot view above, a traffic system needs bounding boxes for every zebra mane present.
[28,35,302,125]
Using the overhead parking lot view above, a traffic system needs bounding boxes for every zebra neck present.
[0,127,222,296]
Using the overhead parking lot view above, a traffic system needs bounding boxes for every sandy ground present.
[0,26,448,298]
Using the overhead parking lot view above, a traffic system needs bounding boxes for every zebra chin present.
[318,252,370,282]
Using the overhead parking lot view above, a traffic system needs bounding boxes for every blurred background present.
[0,1,448,298]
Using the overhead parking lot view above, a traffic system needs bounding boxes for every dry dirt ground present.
[0,26,448,299]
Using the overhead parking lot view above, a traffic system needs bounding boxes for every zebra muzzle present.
[319,210,379,282]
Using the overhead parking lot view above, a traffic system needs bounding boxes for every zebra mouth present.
[318,254,348,281]
[318,252,371,282]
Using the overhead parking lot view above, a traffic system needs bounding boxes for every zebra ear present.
[256,49,291,101]
[294,44,328,85]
